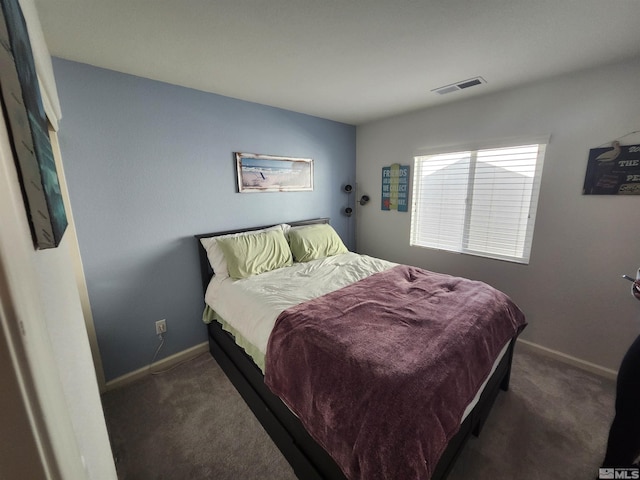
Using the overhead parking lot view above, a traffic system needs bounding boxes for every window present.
[410,142,546,264]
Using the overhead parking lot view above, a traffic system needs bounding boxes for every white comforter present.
[205,252,396,358]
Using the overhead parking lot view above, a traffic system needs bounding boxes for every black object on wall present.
[343,184,353,216]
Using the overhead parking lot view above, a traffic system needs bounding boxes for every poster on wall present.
[583,141,640,195]
[0,0,68,248]
[381,164,409,211]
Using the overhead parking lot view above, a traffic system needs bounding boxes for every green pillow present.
[217,229,293,279]
[288,224,348,262]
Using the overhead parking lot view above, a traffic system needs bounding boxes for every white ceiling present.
[34,0,640,125]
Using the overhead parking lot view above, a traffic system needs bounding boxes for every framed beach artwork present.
[235,152,314,193]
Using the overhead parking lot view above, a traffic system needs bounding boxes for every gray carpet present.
[102,345,616,480]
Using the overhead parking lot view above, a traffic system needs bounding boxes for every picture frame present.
[583,141,640,195]
[381,164,410,211]
[0,0,67,248]
[235,152,313,193]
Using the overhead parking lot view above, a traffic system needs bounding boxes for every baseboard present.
[104,342,209,391]
[516,338,617,380]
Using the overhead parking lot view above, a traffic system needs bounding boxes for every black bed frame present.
[195,218,517,480]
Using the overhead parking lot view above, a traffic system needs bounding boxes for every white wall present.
[356,56,640,372]
[0,105,116,478]
[33,237,117,480]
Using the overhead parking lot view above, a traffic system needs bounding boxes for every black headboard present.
[194,217,330,294]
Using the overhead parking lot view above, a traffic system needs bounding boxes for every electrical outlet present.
[155,319,167,335]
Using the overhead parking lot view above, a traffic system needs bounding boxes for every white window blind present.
[410,143,546,263]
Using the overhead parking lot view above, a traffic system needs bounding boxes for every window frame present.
[410,136,548,264]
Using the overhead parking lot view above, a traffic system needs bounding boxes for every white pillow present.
[200,224,290,279]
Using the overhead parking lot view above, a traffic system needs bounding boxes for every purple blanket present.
[265,265,526,480]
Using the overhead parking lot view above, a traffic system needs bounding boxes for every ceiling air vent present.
[432,76,486,95]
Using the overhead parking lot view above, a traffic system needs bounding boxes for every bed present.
[195,218,526,480]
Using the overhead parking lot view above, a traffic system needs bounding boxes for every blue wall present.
[53,58,356,381]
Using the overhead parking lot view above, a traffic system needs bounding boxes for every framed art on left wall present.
[0,0,67,249]
[235,152,314,193]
